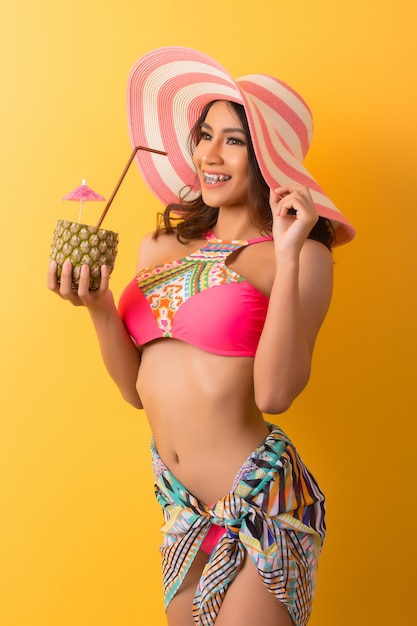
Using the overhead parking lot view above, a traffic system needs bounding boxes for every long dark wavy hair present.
[155,100,335,249]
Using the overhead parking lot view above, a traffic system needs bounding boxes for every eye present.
[227,136,246,146]
[199,131,212,141]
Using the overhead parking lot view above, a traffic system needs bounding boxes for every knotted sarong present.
[151,423,326,626]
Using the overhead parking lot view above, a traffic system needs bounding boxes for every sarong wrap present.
[151,423,326,626]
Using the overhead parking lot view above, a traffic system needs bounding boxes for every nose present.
[201,139,223,165]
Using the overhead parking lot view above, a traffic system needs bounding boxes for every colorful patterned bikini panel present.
[137,238,246,338]
[151,423,326,626]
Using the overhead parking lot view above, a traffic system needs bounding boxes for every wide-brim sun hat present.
[127,46,355,246]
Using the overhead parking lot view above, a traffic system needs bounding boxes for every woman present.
[48,47,354,626]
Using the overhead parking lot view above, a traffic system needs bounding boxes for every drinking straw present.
[96,145,167,228]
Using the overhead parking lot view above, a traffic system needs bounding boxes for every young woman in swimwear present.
[48,47,354,626]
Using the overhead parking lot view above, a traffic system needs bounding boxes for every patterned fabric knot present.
[209,492,251,527]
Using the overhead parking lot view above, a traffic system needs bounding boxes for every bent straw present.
[96,145,167,228]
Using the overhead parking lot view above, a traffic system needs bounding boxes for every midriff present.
[137,338,269,504]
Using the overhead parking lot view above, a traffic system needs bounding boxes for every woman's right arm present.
[48,260,142,409]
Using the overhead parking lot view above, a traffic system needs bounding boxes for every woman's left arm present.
[253,185,334,414]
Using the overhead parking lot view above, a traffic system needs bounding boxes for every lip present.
[202,171,232,185]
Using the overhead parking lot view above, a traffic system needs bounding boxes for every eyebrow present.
[200,121,246,135]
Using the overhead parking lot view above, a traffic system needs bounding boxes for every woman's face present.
[193,101,249,210]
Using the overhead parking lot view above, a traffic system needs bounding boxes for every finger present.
[271,186,297,212]
[275,185,313,205]
[274,184,307,195]
[275,194,298,217]
[98,265,110,294]
[77,264,92,299]
[59,260,78,299]
[270,187,285,202]
[270,189,293,220]
[47,260,59,291]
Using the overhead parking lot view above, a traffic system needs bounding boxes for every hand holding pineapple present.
[48,259,112,309]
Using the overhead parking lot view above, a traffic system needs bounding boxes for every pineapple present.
[50,220,118,291]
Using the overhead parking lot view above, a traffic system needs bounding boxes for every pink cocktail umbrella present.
[62,179,106,223]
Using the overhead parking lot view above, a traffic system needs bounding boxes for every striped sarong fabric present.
[151,423,326,626]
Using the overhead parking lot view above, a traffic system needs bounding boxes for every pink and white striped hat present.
[127,46,355,245]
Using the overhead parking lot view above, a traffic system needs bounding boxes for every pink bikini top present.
[118,231,272,357]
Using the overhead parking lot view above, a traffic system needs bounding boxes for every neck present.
[213,208,260,241]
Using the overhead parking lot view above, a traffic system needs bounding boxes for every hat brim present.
[127,47,355,246]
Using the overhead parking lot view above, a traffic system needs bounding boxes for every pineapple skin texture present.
[50,220,119,290]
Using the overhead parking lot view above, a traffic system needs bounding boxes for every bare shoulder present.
[136,230,176,271]
[136,230,206,272]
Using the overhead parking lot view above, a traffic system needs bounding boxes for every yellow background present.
[1,1,416,624]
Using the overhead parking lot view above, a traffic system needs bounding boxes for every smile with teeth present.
[203,172,232,185]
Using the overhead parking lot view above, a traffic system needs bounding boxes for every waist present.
[151,421,284,506]
[154,419,270,503]
[138,340,267,501]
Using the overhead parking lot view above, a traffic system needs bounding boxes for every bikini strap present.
[204,230,272,245]
[246,235,273,244]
